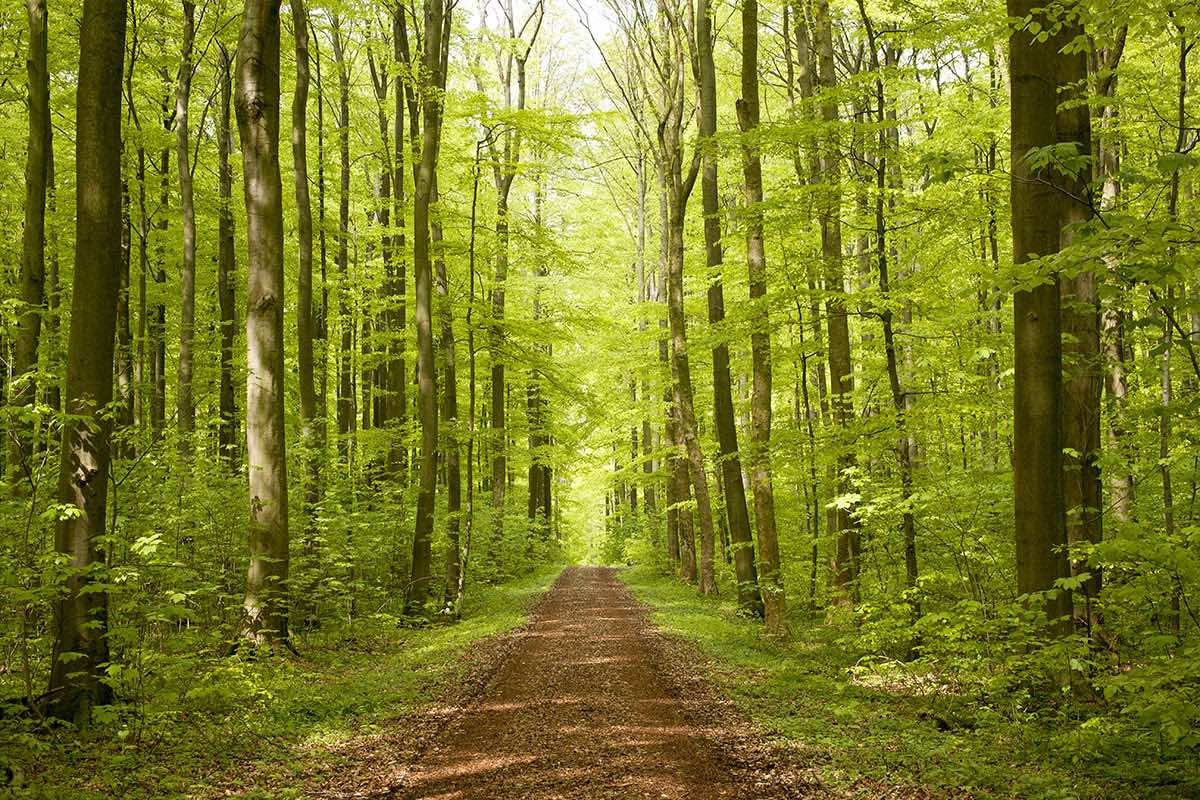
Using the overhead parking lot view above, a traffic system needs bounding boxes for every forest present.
[1,0,1200,797]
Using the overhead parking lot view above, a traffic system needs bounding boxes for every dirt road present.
[394,566,750,799]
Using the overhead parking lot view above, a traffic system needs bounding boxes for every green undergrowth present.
[620,564,1200,800]
[3,566,563,800]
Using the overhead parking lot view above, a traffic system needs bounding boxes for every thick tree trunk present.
[1057,28,1101,634]
[9,0,50,491]
[175,0,196,454]
[738,0,786,634]
[696,0,760,613]
[48,0,125,724]
[666,185,716,594]
[1009,0,1071,628]
[236,0,289,645]
[407,0,450,613]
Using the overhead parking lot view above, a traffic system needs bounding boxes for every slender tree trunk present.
[45,141,61,417]
[151,138,169,441]
[816,0,859,604]
[117,171,134,446]
[315,28,329,467]
[175,0,196,455]
[332,16,355,457]
[9,0,50,491]
[657,161,679,566]
[387,8,409,484]
[236,0,289,645]
[1009,0,1072,629]
[435,174,463,610]
[48,0,125,723]
[217,43,240,466]
[491,192,509,545]
[293,0,317,507]
[453,142,484,615]
[1095,34,1133,524]
[738,0,786,633]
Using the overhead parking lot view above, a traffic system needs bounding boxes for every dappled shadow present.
[392,567,743,800]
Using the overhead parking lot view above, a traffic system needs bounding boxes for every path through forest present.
[390,566,793,799]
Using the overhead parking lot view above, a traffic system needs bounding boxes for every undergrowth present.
[620,564,1200,800]
[1,566,561,800]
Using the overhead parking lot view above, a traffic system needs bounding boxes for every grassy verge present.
[6,566,563,800]
[620,564,1200,800]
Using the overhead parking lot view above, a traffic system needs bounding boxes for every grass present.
[4,566,562,800]
[619,564,1200,800]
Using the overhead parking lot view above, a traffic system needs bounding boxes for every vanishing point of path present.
[394,566,750,800]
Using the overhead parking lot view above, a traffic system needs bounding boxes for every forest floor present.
[7,568,562,799]
[17,564,1199,799]
[380,565,809,800]
[619,565,1200,800]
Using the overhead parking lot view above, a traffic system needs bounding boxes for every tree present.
[1009,0,1071,628]
[236,0,290,645]
[294,0,319,516]
[48,0,126,723]
[737,0,786,634]
[175,0,197,455]
[331,14,355,459]
[816,0,859,604]
[407,0,452,614]
[478,0,544,549]
[696,0,761,615]
[7,0,49,493]
[217,41,240,465]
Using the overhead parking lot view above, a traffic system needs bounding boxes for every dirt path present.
[392,566,751,800]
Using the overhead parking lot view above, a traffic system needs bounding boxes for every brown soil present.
[387,565,810,800]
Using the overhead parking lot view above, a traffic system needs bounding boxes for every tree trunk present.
[293,0,317,507]
[738,0,787,634]
[175,0,196,454]
[48,0,125,723]
[816,0,859,604]
[236,0,290,645]
[435,174,463,611]
[1057,24,1101,635]
[407,0,451,614]
[491,192,509,545]
[332,16,355,457]
[216,43,239,466]
[152,128,169,441]
[696,0,760,613]
[387,9,410,484]
[9,0,50,491]
[1009,0,1071,628]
